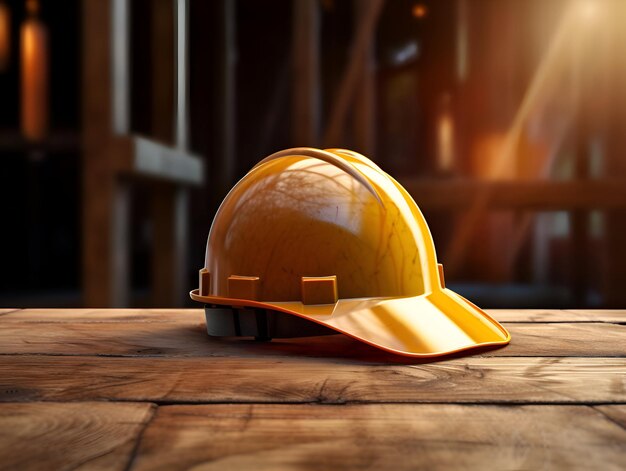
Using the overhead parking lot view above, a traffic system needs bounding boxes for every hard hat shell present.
[191,147,510,357]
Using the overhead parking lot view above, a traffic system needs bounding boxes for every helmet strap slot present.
[204,305,336,340]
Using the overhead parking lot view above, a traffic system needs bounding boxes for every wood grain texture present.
[595,405,626,429]
[130,404,626,471]
[0,402,155,471]
[489,309,626,323]
[5,308,624,323]
[0,320,623,359]
[0,308,201,323]
[0,309,20,316]
[1,356,624,404]
[0,309,624,470]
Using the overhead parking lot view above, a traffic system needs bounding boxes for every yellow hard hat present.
[190,147,510,357]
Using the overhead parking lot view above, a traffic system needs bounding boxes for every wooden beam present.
[111,0,130,134]
[84,0,201,310]
[0,129,79,152]
[292,0,320,145]
[174,0,189,150]
[214,0,236,196]
[352,0,377,157]
[152,184,189,307]
[258,60,290,156]
[151,0,175,143]
[125,136,203,184]
[323,0,384,146]
[82,0,131,307]
[603,1,626,308]
[400,179,626,211]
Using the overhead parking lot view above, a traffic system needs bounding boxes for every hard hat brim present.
[190,288,510,358]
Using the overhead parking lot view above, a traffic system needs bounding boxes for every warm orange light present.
[471,133,516,180]
[21,2,48,141]
[412,3,428,19]
[577,0,599,22]
[437,113,454,171]
[0,1,10,71]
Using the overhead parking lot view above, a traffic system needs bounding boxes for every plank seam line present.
[0,309,23,317]
[1,320,623,326]
[591,405,626,431]
[122,403,158,471]
[0,352,626,366]
[500,321,626,325]
[3,399,624,407]
[0,320,197,324]
[561,310,626,326]
[134,400,626,407]
[0,352,625,359]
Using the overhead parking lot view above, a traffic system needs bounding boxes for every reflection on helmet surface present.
[206,154,430,302]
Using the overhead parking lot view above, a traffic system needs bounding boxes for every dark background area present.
[1,0,625,308]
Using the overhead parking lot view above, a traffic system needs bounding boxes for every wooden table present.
[0,308,624,470]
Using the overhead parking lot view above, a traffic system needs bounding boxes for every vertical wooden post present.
[174,0,189,152]
[111,0,129,135]
[603,3,626,307]
[352,0,376,157]
[292,0,320,146]
[214,0,236,197]
[569,20,589,306]
[82,0,130,307]
[570,114,589,306]
[152,183,188,306]
[151,0,175,143]
[152,0,190,307]
[323,0,384,147]
[111,179,131,307]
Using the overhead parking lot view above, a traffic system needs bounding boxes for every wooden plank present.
[0,319,623,359]
[130,404,626,470]
[500,323,626,357]
[0,309,20,316]
[565,310,626,323]
[0,308,200,322]
[3,308,624,324]
[0,402,155,471]
[401,178,626,210]
[151,0,175,144]
[595,405,626,429]
[487,309,626,323]
[1,356,624,404]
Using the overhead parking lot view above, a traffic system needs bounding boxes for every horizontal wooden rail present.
[109,136,204,185]
[400,178,626,211]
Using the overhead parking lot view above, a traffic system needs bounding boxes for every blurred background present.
[1,0,625,308]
